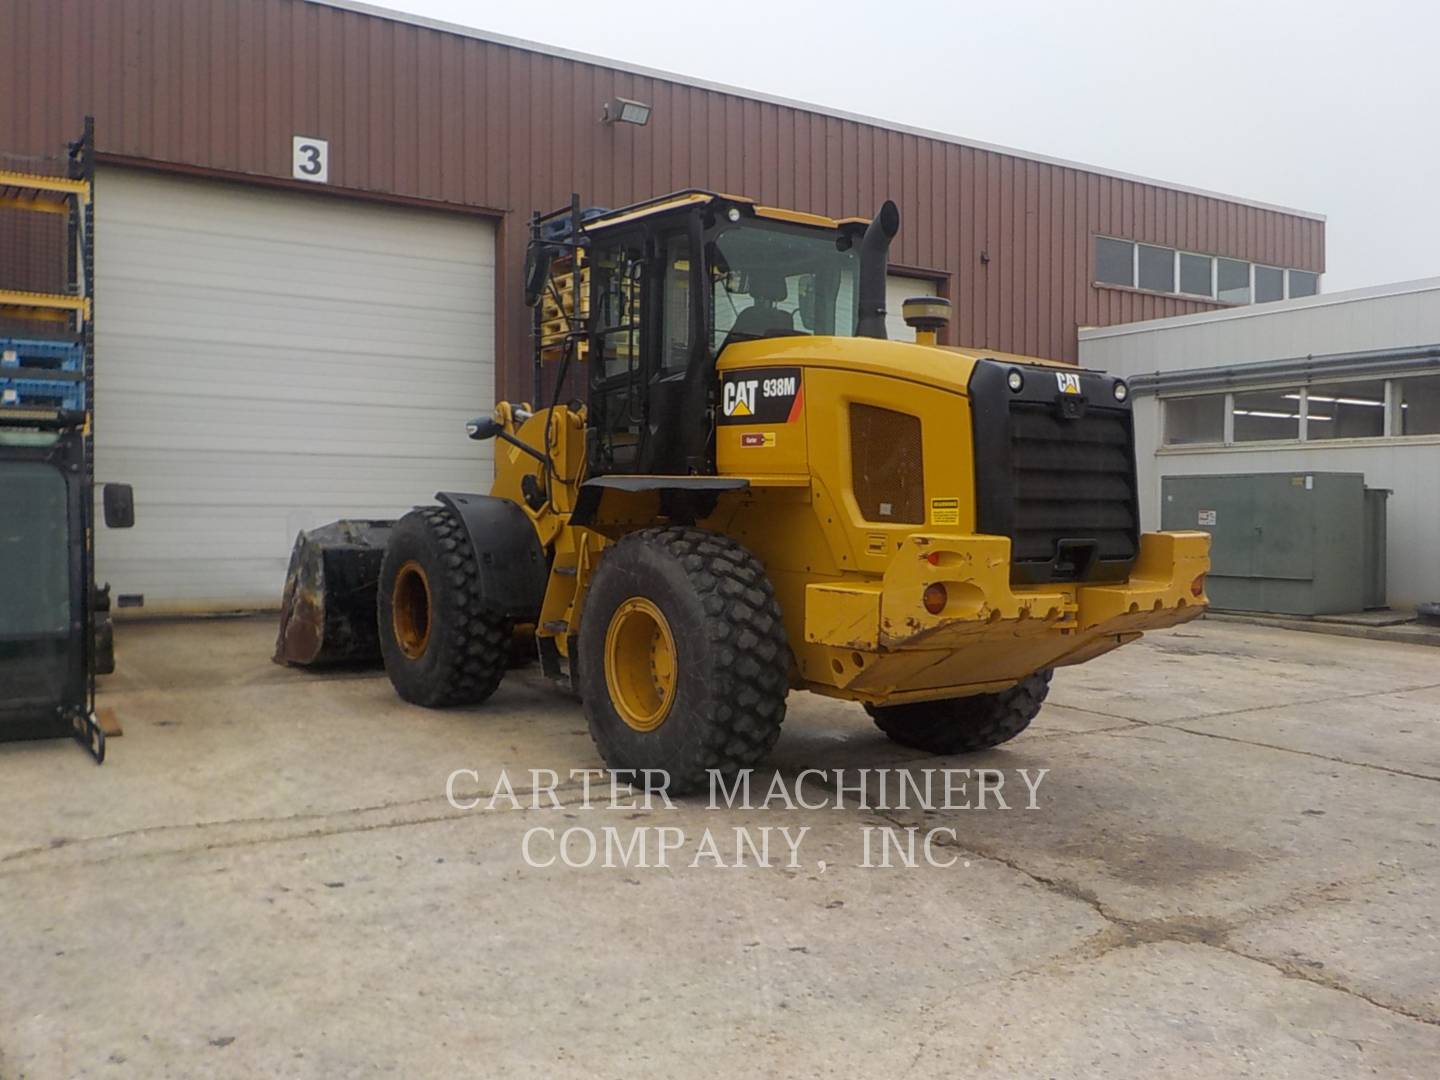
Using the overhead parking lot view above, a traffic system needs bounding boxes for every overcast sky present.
[379,0,1438,293]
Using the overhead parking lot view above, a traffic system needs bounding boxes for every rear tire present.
[578,527,790,795]
[378,506,510,708]
[866,670,1052,754]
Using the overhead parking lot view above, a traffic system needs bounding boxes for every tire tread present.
[866,670,1052,754]
[381,505,510,708]
[584,526,790,792]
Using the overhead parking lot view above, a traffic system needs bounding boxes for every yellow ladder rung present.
[0,289,90,317]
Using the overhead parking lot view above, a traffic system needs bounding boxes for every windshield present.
[709,222,859,352]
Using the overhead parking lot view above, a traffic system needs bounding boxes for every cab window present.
[709,222,860,352]
[661,233,691,373]
[594,243,644,382]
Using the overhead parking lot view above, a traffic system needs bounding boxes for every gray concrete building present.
[1079,278,1440,610]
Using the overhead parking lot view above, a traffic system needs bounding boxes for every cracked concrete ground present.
[1,616,1437,1078]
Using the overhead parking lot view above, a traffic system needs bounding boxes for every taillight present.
[923,583,948,615]
[1191,574,1206,598]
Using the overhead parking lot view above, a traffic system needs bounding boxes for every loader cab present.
[576,194,869,479]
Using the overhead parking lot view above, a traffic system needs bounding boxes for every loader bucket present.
[274,520,395,667]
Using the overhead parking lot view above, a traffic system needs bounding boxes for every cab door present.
[587,229,699,476]
[587,229,649,474]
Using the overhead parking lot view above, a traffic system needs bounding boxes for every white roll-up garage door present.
[885,275,939,341]
[93,168,496,612]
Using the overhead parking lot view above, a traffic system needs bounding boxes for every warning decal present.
[739,432,777,448]
[930,497,960,525]
[719,367,803,425]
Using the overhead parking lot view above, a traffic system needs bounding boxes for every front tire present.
[377,506,510,708]
[578,527,790,794]
[866,670,1053,754]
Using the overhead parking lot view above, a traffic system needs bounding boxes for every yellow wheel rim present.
[392,559,433,660]
[604,597,678,732]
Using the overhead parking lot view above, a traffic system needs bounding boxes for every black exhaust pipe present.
[855,200,900,340]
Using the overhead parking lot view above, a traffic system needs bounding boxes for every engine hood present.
[716,336,1082,397]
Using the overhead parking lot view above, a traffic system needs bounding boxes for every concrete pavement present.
[1,616,1437,1078]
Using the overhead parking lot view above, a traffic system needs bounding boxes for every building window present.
[1179,252,1213,298]
[1299,380,1386,440]
[1159,372,1440,451]
[1093,236,1317,305]
[1137,244,1174,292]
[1163,395,1226,445]
[1232,388,1300,441]
[1288,270,1319,298]
[1095,237,1135,287]
[1254,265,1285,303]
[1395,373,1440,436]
[1217,258,1251,304]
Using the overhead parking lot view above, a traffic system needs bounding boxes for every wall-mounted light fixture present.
[601,97,652,126]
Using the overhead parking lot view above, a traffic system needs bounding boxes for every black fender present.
[436,492,549,620]
[570,475,750,527]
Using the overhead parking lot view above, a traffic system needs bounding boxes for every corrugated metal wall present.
[1,0,1326,395]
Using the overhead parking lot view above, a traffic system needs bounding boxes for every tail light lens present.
[923,583,948,615]
[1191,574,1207,598]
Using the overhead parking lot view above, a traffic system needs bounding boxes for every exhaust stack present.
[855,200,900,340]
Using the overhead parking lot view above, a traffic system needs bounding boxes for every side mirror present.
[103,483,135,529]
[466,416,502,441]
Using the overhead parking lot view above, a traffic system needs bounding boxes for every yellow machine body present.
[486,334,1207,708]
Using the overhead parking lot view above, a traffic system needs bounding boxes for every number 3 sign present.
[292,136,329,183]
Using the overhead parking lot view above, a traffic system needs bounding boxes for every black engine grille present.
[970,362,1140,584]
[1008,402,1137,564]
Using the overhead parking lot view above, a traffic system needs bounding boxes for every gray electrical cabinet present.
[1160,472,1388,616]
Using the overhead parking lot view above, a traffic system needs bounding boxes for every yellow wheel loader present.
[277,191,1209,793]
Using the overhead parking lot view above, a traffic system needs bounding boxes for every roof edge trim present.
[1080,277,1440,341]
[306,0,1326,223]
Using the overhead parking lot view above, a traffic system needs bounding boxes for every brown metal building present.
[0,0,1326,611]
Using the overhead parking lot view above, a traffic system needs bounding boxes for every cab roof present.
[581,189,871,235]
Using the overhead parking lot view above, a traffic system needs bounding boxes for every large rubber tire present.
[377,505,511,708]
[578,527,790,795]
[866,670,1053,754]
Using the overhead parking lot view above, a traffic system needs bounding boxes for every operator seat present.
[721,270,795,350]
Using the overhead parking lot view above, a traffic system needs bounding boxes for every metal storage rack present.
[0,117,94,434]
[0,119,111,761]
